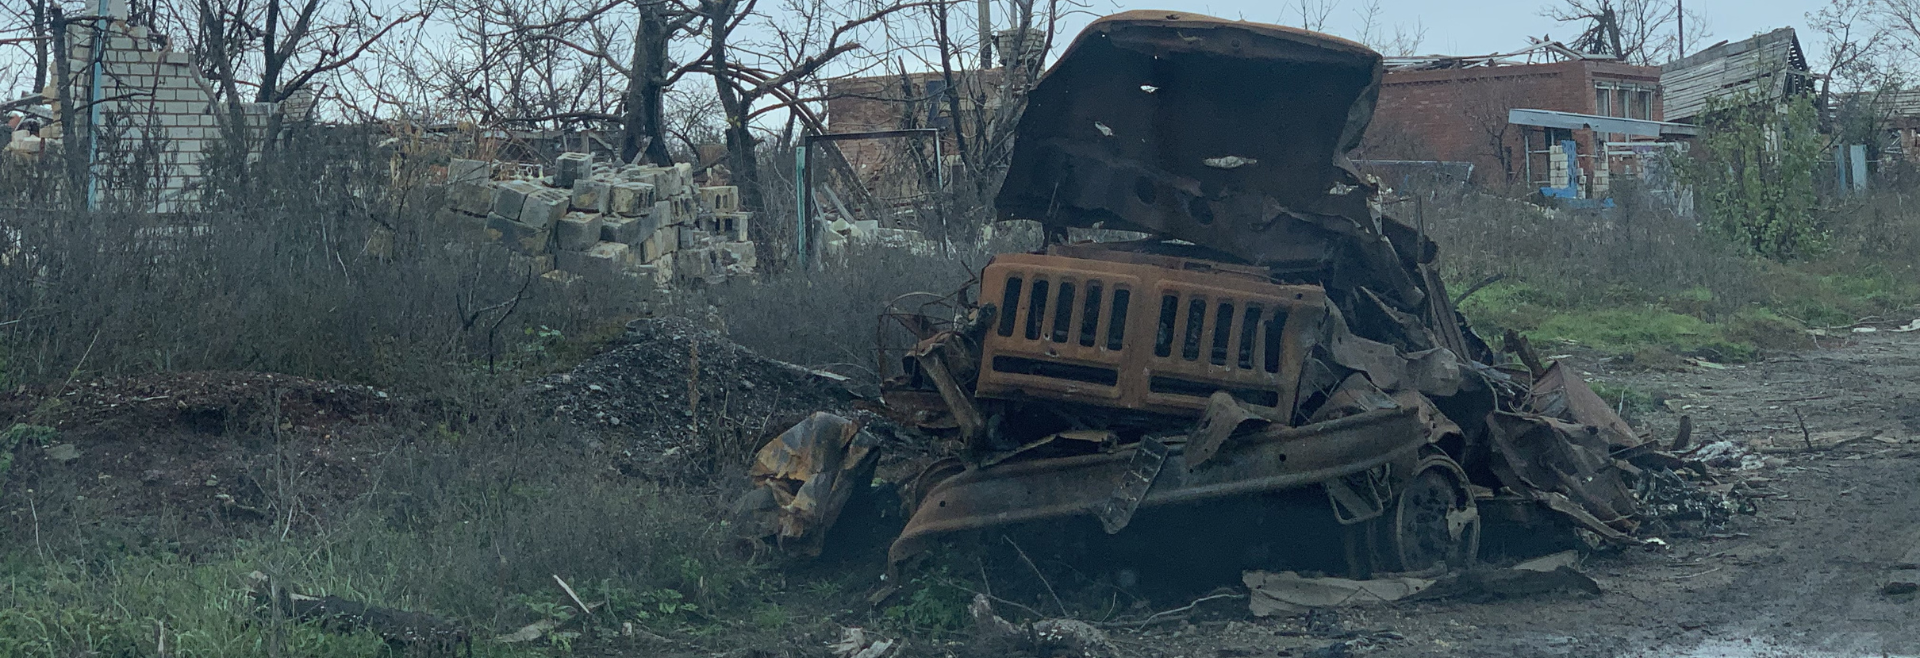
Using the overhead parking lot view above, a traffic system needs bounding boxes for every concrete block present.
[519,188,570,230]
[673,162,693,194]
[698,186,739,213]
[600,215,649,245]
[554,248,591,274]
[673,195,697,223]
[609,182,656,217]
[640,224,680,263]
[585,241,636,279]
[570,178,610,213]
[674,247,717,281]
[555,212,603,252]
[448,158,491,184]
[555,151,592,188]
[718,240,758,272]
[641,165,684,196]
[652,200,673,225]
[716,211,751,241]
[445,182,493,215]
[621,165,658,186]
[489,213,551,255]
[491,180,534,219]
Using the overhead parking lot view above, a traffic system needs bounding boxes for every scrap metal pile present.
[744,11,1710,578]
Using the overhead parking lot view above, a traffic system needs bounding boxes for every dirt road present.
[1112,331,1920,658]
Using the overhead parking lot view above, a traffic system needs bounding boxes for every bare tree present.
[682,0,932,211]
[0,0,56,97]
[151,0,427,156]
[1543,0,1711,65]
[1295,0,1337,32]
[1810,0,1900,95]
[1353,0,1424,57]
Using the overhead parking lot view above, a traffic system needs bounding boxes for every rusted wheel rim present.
[1391,457,1479,572]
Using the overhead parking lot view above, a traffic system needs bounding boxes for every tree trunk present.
[51,7,86,208]
[621,4,673,166]
[259,0,282,103]
[31,0,49,96]
[709,0,763,211]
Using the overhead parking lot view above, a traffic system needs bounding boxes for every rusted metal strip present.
[889,406,1427,566]
[1093,435,1169,534]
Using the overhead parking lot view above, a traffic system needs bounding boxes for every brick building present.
[822,68,1006,197]
[1363,47,1668,192]
[819,28,1044,206]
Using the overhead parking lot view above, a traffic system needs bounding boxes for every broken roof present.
[1660,28,1813,123]
[1383,39,1617,72]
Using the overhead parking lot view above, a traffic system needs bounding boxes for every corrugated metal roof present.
[1659,28,1812,122]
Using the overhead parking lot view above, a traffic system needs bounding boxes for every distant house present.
[1365,41,1690,198]
[1660,28,1814,123]
[820,28,1043,203]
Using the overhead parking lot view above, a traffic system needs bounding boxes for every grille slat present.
[975,254,1322,416]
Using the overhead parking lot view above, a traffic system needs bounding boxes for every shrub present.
[1680,93,1826,261]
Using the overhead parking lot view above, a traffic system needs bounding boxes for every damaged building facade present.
[1364,43,1694,199]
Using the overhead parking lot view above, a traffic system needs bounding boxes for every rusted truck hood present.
[995,11,1388,276]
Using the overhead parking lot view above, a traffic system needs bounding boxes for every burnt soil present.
[1110,330,1920,658]
[0,372,397,546]
[523,316,865,481]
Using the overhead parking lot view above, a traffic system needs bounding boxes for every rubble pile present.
[527,317,857,473]
[434,154,756,288]
[819,217,937,257]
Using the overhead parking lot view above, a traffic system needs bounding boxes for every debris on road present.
[1245,554,1600,615]
[828,627,897,658]
[969,594,1118,658]
[245,571,470,652]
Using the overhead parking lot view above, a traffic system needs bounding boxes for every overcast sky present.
[1050,0,1821,59]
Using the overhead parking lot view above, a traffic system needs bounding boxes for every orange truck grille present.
[976,253,1326,418]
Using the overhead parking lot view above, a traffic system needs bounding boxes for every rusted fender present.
[888,406,1427,565]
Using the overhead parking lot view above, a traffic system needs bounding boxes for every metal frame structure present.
[794,128,943,270]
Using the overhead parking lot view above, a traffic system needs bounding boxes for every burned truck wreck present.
[747,12,1672,586]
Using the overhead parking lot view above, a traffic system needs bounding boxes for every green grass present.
[0,550,424,658]
[1455,258,1920,362]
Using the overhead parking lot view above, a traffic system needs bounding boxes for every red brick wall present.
[1363,60,1663,187]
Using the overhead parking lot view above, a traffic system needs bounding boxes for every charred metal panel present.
[995,12,1421,302]
[889,406,1429,565]
[976,252,1327,417]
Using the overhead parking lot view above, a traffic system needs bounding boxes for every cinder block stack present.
[436,154,760,286]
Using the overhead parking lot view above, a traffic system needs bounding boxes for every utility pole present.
[1677,0,1684,59]
[977,0,991,68]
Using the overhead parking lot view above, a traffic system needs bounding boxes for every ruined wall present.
[11,4,280,211]
[1367,60,1663,186]
[0,4,288,209]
